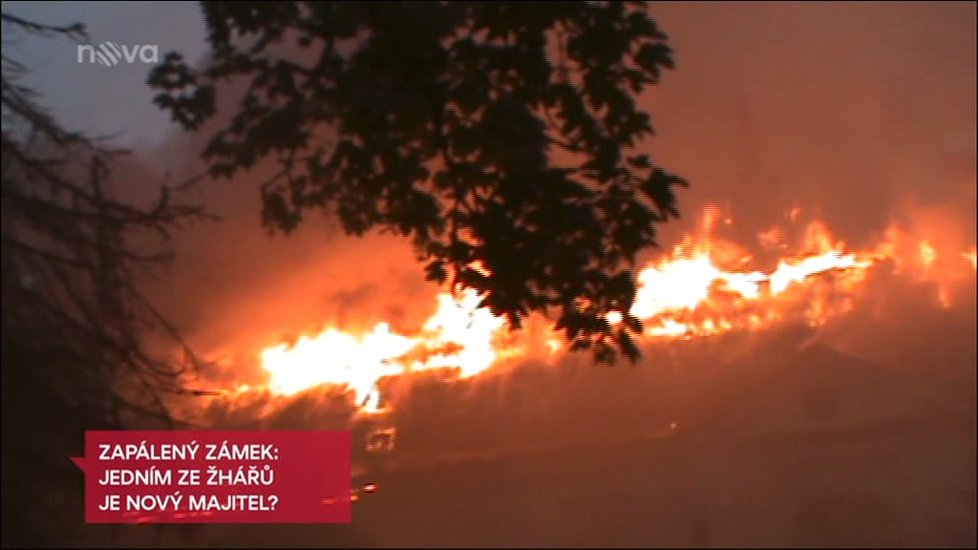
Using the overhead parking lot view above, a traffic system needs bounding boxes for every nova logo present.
[76,42,159,66]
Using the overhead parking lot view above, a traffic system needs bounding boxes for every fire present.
[964,248,977,271]
[416,292,508,377]
[918,241,938,270]
[259,288,513,410]
[628,215,875,337]
[230,205,975,413]
[261,322,410,401]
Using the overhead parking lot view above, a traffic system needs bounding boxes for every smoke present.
[132,2,975,401]
[138,76,441,387]
[646,1,976,248]
[1,5,969,546]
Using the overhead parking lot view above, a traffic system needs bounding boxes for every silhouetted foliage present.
[1,14,204,546]
[150,1,686,362]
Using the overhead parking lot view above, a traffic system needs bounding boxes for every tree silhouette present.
[1,14,205,546]
[150,1,686,362]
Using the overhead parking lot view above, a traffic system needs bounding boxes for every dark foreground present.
[53,312,978,548]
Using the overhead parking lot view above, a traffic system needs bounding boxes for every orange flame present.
[963,247,977,271]
[226,206,975,412]
[258,289,512,411]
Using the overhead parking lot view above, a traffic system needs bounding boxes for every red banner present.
[71,431,351,524]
